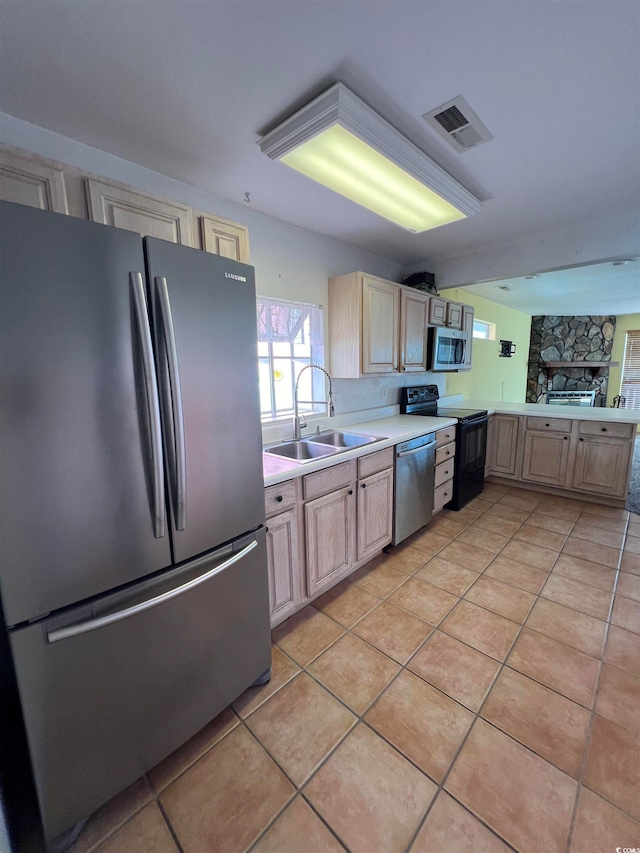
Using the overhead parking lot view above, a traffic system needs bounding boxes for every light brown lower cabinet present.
[487,413,634,501]
[265,509,301,623]
[305,485,356,596]
[571,434,633,497]
[357,468,393,561]
[521,430,571,487]
[486,414,520,477]
[265,447,395,625]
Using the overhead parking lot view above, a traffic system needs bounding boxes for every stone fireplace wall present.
[527,315,616,405]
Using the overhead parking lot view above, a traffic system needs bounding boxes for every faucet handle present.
[298,414,307,430]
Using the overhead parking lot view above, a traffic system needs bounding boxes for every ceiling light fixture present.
[609,259,634,266]
[525,274,541,280]
[259,83,482,233]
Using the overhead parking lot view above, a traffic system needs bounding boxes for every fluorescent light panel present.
[259,83,481,233]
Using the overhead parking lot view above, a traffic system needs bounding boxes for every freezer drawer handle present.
[155,276,187,531]
[131,272,165,539]
[46,539,258,644]
[397,441,436,458]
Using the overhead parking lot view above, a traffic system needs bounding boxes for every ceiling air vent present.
[423,96,493,152]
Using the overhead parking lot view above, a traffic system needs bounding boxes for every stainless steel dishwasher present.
[393,432,437,545]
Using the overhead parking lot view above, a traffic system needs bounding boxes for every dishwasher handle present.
[397,440,436,458]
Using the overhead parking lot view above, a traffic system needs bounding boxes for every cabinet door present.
[428,296,447,326]
[487,415,520,477]
[86,178,194,246]
[266,509,301,625]
[305,486,355,595]
[400,289,429,372]
[521,430,570,487]
[0,149,68,213]
[362,277,399,373]
[200,214,250,263]
[571,435,632,498]
[461,305,474,370]
[357,468,393,562]
[446,301,463,329]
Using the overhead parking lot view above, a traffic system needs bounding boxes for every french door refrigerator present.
[0,201,271,846]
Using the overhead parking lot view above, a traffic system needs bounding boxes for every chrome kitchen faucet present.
[293,364,334,440]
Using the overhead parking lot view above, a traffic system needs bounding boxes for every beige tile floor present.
[69,485,640,853]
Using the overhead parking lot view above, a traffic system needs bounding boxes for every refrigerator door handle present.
[130,272,165,539]
[154,276,187,531]
[47,539,259,643]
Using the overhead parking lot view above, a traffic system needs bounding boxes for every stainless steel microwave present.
[429,327,466,371]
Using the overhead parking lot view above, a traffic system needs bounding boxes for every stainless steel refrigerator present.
[0,201,271,846]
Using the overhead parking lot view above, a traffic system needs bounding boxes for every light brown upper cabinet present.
[86,178,195,246]
[329,272,400,377]
[460,304,474,370]
[200,213,250,263]
[399,289,429,372]
[0,148,68,213]
[446,301,463,329]
[428,296,447,326]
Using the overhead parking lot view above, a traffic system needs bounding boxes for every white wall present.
[419,211,640,289]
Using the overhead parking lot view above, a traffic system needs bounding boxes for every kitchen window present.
[257,296,324,420]
[473,319,496,340]
[620,329,640,408]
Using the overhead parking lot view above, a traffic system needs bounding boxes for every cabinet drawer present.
[436,425,456,446]
[303,460,354,501]
[578,420,634,439]
[525,417,572,432]
[264,480,297,518]
[435,442,456,466]
[434,481,453,511]
[358,446,393,479]
[434,460,454,488]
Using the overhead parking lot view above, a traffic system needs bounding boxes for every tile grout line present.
[155,797,186,853]
[401,496,572,852]
[267,492,635,850]
[268,490,564,851]
[563,511,629,853]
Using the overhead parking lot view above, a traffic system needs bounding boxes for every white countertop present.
[263,414,457,486]
[454,400,640,424]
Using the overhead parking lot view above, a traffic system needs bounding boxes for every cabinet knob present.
[348,489,353,495]
[361,483,366,489]
[579,437,584,442]
[601,427,607,432]
[276,495,283,502]
[545,423,550,427]
[563,436,568,440]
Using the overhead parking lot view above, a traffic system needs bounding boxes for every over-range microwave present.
[428,326,467,371]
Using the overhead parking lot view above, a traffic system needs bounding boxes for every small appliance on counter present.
[400,385,488,510]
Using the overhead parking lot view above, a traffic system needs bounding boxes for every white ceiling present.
[1,0,639,269]
[460,258,640,317]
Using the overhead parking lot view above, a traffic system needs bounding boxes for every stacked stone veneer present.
[527,315,616,406]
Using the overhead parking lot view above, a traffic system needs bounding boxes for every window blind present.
[620,329,640,409]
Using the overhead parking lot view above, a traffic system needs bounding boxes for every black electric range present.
[400,385,489,510]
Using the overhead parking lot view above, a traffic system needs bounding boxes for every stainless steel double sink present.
[265,430,384,463]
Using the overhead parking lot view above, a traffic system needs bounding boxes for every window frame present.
[472,319,497,340]
[620,329,640,409]
[256,295,325,422]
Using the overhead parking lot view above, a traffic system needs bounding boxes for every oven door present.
[430,328,466,371]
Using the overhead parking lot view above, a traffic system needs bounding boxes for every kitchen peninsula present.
[473,400,640,506]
